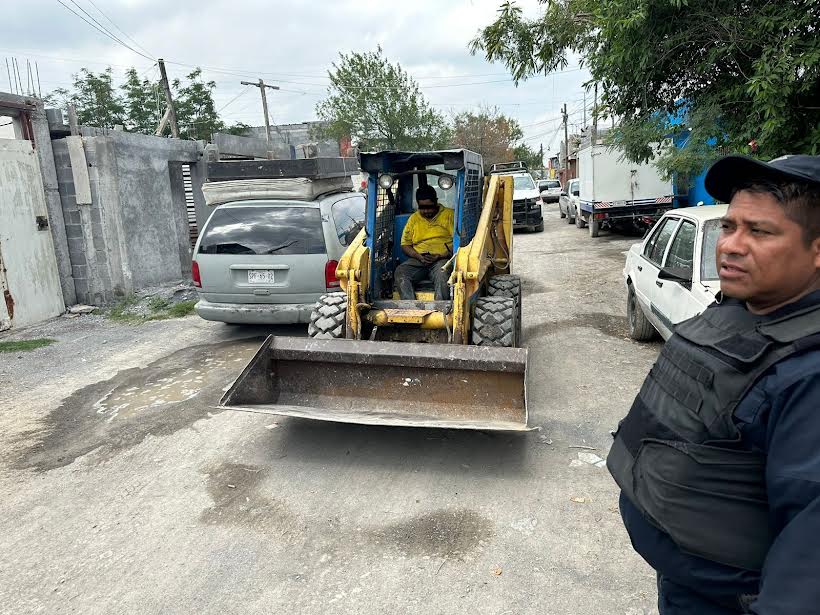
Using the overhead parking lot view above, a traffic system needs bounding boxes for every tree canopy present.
[450,106,542,169]
[46,67,248,139]
[471,0,820,173]
[316,48,451,151]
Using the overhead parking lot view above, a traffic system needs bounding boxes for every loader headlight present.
[378,174,394,190]
[437,174,455,190]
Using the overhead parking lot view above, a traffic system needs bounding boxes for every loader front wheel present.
[308,293,346,339]
[472,296,518,348]
[487,275,523,344]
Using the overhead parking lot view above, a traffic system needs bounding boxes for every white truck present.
[577,142,676,237]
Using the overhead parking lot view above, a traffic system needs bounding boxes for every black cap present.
[704,154,820,203]
[416,184,438,204]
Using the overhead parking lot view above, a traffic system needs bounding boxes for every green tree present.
[171,68,225,141]
[49,68,126,128]
[512,143,543,170]
[121,68,161,134]
[316,48,450,151]
[450,106,525,169]
[471,1,820,171]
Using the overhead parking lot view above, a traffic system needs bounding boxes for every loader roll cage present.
[359,150,485,302]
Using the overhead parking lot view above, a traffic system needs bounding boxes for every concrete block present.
[65,224,83,239]
[61,195,78,213]
[71,264,88,279]
[92,233,106,250]
[91,223,104,238]
[67,236,85,253]
[95,249,108,264]
[73,279,89,297]
[69,249,87,267]
[90,207,102,223]
[58,181,75,197]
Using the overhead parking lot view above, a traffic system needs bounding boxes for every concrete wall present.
[53,130,204,304]
[245,121,341,158]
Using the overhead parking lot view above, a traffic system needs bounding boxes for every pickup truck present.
[623,204,727,340]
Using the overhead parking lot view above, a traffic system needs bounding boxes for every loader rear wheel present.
[308,293,346,339]
[472,296,518,348]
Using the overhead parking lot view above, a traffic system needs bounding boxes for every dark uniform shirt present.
[620,290,820,614]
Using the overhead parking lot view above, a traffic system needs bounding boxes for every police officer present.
[608,154,820,614]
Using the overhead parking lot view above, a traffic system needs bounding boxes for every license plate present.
[248,270,277,284]
[613,200,626,207]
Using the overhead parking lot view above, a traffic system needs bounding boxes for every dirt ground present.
[0,206,662,615]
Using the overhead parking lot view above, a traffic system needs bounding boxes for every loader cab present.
[360,150,484,302]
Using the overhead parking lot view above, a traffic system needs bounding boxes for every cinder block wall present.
[52,131,204,305]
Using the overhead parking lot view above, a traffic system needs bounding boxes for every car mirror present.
[572,191,580,197]
[560,191,567,197]
[658,266,693,284]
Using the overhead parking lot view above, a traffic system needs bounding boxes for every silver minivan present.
[192,192,365,324]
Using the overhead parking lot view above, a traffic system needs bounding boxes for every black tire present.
[532,222,544,232]
[472,296,518,347]
[308,292,346,338]
[559,206,566,219]
[627,284,656,341]
[487,274,523,344]
[575,211,587,229]
[567,205,575,224]
[589,217,601,238]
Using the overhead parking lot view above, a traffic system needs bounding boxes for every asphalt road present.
[0,205,663,615]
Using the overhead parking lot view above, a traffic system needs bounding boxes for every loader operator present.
[396,184,455,300]
[607,154,820,615]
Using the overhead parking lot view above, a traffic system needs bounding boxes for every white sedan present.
[623,204,728,340]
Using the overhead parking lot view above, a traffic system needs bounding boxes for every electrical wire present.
[84,0,155,59]
[55,0,154,61]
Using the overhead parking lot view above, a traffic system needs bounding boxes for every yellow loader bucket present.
[219,336,531,431]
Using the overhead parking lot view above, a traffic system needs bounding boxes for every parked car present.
[558,178,581,223]
[192,192,366,324]
[538,179,562,203]
[623,204,728,340]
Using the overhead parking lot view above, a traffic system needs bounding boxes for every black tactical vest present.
[608,298,820,571]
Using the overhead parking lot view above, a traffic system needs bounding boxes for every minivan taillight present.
[192,260,202,287]
[325,260,340,289]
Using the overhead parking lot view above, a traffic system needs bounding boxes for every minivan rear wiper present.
[265,240,298,254]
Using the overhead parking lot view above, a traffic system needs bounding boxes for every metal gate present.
[0,139,65,330]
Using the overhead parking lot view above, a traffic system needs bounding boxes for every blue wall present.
[668,109,716,206]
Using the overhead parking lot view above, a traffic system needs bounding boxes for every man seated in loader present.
[395,184,455,300]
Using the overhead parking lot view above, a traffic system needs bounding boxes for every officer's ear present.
[812,236,820,269]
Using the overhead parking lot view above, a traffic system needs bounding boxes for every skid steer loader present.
[220,150,530,431]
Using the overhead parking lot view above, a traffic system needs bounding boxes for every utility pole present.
[583,90,587,128]
[156,59,179,138]
[562,103,569,178]
[241,79,280,158]
[592,83,598,146]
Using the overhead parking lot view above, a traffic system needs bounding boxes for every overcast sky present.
[1,0,592,156]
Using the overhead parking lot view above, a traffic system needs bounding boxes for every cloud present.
[1,0,590,154]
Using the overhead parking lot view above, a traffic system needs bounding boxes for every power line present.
[55,0,154,61]
[217,85,251,113]
[84,0,155,59]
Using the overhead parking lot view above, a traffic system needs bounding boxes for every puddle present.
[12,338,262,472]
[524,312,629,341]
[368,508,493,560]
[94,351,248,423]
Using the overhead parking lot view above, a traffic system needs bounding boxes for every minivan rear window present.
[199,205,326,255]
